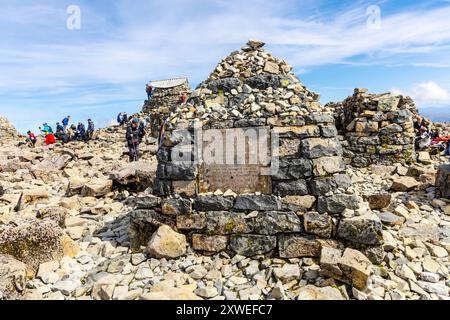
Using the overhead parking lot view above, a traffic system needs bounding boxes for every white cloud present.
[1,1,450,94]
[410,81,450,105]
[391,81,450,107]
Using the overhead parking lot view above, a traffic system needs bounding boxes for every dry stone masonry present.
[144,40,383,259]
[142,78,191,137]
[328,89,418,168]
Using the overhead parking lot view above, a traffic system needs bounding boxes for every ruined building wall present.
[142,79,191,137]
[136,41,384,259]
[328,88,418,168]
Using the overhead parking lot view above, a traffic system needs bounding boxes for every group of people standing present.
[25,116,95,147]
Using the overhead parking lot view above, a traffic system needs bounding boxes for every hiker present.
[416,127,431,150]
[55,122,65,140]
[40,123,53,135]
[45,132,56,145]
[87,119,95,140]
[62,116,71,131]
[26,131,37,147]
[67,124,76,141]
[75,122,86,141]
[117,112,123,125]
[122,113,128,126]
[126,118,145,162]
[146,84,154,100]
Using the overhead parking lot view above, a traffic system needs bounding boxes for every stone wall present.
[328,88,418,167]
[136,41,384,259]
[142,79,191,137]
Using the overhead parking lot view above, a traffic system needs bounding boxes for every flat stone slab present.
[376,211,405,226]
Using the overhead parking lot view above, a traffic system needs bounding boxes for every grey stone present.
[161,198,192,215]
[303,212,333,238]
[309,178,337,196]
[273,180,308,196]
[193,196,234,211]
[134,195,161,209]
[317,194,360,214]
[244,74,281,90]
[234,195,281,211]
[229,235,277,257]
[376,211,405,226]
[278,234,322,258]
[206,212,253,235]
[254,211,302,235]
[337,215,383,245]
[301,138,342,159]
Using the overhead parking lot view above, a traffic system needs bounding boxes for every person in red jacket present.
[45,132,56,145]
[26,131,37,147]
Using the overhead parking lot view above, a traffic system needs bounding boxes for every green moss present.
[225,220,236,233]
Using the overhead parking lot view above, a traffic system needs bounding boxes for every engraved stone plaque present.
[198,127,272,194]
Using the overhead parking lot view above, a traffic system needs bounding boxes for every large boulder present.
[436,164,450,199]
[337,214,383,245]
[80,179,113,197]
[320,247,373,290]
[129,210,176,251]
[0,254,27,300]
[67,177,113,197]
[390,176,420,192]
[31,153,73,183]
[33,153,73,171]
[146,225,187,259]
[0,220,78,272]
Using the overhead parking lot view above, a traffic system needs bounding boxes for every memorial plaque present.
[199,164,272,194]
[198,127,272,194]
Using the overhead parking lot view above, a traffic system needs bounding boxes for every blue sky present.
[1,0,450,133]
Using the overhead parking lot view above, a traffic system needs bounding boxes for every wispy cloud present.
[393,81,450,107]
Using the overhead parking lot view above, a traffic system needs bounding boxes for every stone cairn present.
[133,40,384,260]
[142,78,191,137]
[0,117,20,143]
[327,88,419,168]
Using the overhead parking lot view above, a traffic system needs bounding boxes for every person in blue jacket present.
[62,116,71,131]
[39,123,53,135]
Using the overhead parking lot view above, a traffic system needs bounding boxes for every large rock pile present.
[166,40,323,127]
[0,117,20,144]
[149,40,383,260]
[328,89,418,167]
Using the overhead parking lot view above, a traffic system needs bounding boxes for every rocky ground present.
[0,120,449,300]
